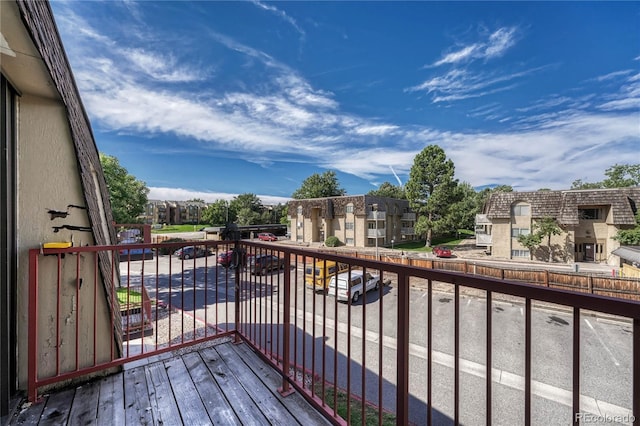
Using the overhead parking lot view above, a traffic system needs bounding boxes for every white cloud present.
[149,187,290,205]
[430,26,517,67]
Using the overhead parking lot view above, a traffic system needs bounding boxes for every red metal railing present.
[28,241,640,425]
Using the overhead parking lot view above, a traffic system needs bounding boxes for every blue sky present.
[50,1,639,205]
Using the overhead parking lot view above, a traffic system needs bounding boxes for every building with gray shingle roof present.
[477,187,640,265]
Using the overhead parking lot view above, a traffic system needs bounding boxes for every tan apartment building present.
[141,199,207,225]
[288,195,417,248]
[1,1,119,418]
[476,187,640,265]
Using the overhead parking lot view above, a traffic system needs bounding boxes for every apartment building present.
[140,200,207,225]
[288,195,417,248]
[476,187,640,265]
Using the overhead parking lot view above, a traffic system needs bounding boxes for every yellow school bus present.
[305,260,350,291]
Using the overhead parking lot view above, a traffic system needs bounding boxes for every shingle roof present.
[486,187,640,226]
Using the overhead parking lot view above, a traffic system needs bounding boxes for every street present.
[123,254,635,425]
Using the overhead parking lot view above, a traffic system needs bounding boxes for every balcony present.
[476,232,492,246]
[401,212,416,221]
[400,227,415,235]
[367,228,386,238]
[16,241,640,425]
[367,211,386,220]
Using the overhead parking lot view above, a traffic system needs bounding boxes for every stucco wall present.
[16,95,113,388]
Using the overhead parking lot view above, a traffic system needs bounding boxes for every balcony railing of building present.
[400,227,415,235]
[401,212,416,221]
[367,211,386,221]
[28,240,640,425]
[367,229,386,238]
[476,232,492,246]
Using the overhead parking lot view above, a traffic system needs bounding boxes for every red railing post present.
[234,248,241,344]
[278,252,292,396]
[396,271,410,425]
[27,249,39,402]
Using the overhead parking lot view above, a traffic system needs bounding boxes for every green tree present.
[405,145,457,246]
[236,207,261,226]
[518,217,562,262]
[100,153,149,224]
[230,194,263,225]
[536,217,563,262]
[517,232,542,260]
[446,182,477,232]
[572,163,639,189]
[201,199,232,225]
[367,182,406,199]
[292,171,346,199]
[614,212,640,245]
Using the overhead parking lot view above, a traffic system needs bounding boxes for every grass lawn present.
[314,383,395,425]
[393,230,473,253]
[116,287,142,310]
[151,224,209,233]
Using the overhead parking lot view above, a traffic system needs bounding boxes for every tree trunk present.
[547,235,552,262]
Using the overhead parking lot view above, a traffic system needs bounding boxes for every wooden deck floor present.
[10,338,331,425]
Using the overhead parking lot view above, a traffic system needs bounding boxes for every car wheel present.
[261,267,267,275]
[352,292,359,303]
[184,254,191,260]
[375,281,379,290]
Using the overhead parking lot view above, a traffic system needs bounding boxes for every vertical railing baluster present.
[454,283,460,425]
[572,308,580,426]
[427,278,433,425]
[486,290,492,426]
[525,298,532,426]
[278,250,292,396]
[633,318,639,425]
[397,270,410,425]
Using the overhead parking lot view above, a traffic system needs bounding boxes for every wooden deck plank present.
[38,388,74,426]
[144,361,183,425]
[162,356,211,424]
[181,351,241,425]
[215,343,301,425]
[96,373,125,426]
[231,342,332,425]
[200,346,270,425]
[68,380,100,425]
[11,396,46,425]
[123,367,154,425]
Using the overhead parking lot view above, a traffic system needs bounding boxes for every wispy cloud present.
[148,187,291,205]
[251,0,306,40]
[431,27,517,67]
[53,4,639,194]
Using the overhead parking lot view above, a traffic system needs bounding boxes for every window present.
[512,204,530,216]
[345,222,354,230]
[368,222,376,229]
[578,208,602,220]
[297,206,303,215]
[346,238,354,245]
[346,204,354,214]
[511,228,530,237]
[511,249,530,258]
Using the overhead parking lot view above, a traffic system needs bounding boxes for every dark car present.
[217,249,248,268]
[258,232,278,241]
[174,246,209,260]
[249,254,285,275]
[432,246,452,258]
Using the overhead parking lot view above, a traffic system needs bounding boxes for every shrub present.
[325,236,341,247]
